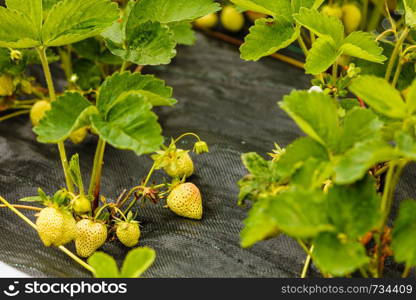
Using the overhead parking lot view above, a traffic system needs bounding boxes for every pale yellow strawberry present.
[195,13,218,28]
[30,100,51,126]
[69,127,88,144]
[116,221,140,247]
[164,151,194,178]
[167,183,202,220]
[0,75,14,96]
[75,219,107,258]
[36,207,75,247]
[342,4,362,34]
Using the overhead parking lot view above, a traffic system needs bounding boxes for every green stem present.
[173,132,202,145]
[0,196,94,273]
[376,160,407,277]
[361,0,369,31]
[391,59,404,88]
[332,61,338,83]
[297,35,309,56]
[385,27,410,82]
[59,45,75,89]
[0,110,30,122]
[36,46,74,193]
[94,203,111,221]
[36,47,56,102]
[300,245,314,278]
[88,138,106,210]
[120,61,128,73]
[402,264,411,278]
[123,163,157,215]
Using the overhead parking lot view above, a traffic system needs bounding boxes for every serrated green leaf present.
[6,0,42,34]
[42,0,64,12]
[337,107,383,153]
[279,91,340,149]
[392,200,416,267]
[327,175,380,238]
[242,152,270,177]
[291,0,324,13]
[340,31,386,63]
[269,188,334,238]
[34,92,97,143]
[276,137,329,179]
[334,139,399,184]
[241,195,280,248]
[349,76,408,119]
[0,7,41,48]
[91,93,163,155]
[130,0,221,24]
[294,7,344,44]
[231,0,292,17]
[123,21,176,65]
[240,17,299,61]
[404,0,416,28]
[88,252,120,278]
[313,232,369,276]
[121,247,156,278]
[98,72,176,117]
[291,157,332,189]
[305,37,341,74]
[168,22,196,46]
[42,0,119,47]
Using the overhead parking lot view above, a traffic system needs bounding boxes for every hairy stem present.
[88,138,106,211]
[37,46,74,193]
[385,27,409,82]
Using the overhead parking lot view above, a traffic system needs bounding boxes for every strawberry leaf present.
[6,0,42,34]
[120,247,156,278]
[279,91,340,149]
[168,22,196,46]
[349,76,408,119]
[130,0,221,24]
[404,0,416,28]
[269,187,334,238]
[98,72,176,117]
[42,0,119,47]
[294,7,344,44]
[291,0,324,13]
[0,6,41,48]
[405,79,416,114]
[327,175,380,239]
[91,93,163,155]
[333,139,399,184]
[240,195,280,248]
[313,232,369,277]
[88,252,120,278]
[230,0,292,17]
[304,37,341,74]
[392,200,416,267]
[340,31,386,63]
[34,92,98,143]
[240,17,299,61]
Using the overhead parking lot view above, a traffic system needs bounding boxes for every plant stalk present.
[0,110,30,122]
[36,46,74,193]
[385,27,410,82]
[88,138,106,211]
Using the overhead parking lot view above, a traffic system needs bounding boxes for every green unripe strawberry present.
[221,5,245,32]
[36,207,76,247]
[342,4,362,34]
[321,5,343,19]
[30,100,51,126]
[72,195,92,215]
[195,13,218,28]
[69,127,88,144]
[164,151,194,179]
[167,183,202,220]
[0,75,14,96]
[116,221,141,247]
[75,219,107,258]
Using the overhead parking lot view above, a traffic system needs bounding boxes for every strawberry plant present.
[236,0,416,278]
[0,0,218,277]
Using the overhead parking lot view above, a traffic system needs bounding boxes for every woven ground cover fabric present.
[0,33,409,277]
